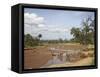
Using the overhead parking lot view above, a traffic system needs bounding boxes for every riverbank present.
[49,57,94,68]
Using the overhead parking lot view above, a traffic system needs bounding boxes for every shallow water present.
[41,48,81,68]
[41,55,65,68]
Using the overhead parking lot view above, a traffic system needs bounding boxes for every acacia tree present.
[88,17,95,44]
[71,27,82,43]
[70,17,94,45]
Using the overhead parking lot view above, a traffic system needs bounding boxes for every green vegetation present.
[70,17,94,45]
[24,34,69,48]
[24,34,39,48]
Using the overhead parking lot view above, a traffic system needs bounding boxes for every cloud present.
[49,28,69,32]
[36,27,70,33]
[38,24,45,27]
[24,13,45,27]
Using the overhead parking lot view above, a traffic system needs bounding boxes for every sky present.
[24,8,94,40]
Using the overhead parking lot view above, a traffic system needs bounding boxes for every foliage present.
[24,34,39,48]
[24,34,70,48]
[38,34,42,39]
[42,39,69,44]
[70,17,94,45]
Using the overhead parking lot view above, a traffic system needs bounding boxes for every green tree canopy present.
[70,17,94,45]
[24,34,39,48]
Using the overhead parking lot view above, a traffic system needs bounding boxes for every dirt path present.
[24,46,52,69]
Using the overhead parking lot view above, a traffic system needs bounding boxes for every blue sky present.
[24,8,94,40]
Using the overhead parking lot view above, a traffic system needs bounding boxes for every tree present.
[59,38,63,43]
[24,34,39,48]
[38,34,42,45]
[38,34,42,40]
[88,17,95,44]
[82,17,95,44]
[71,27,82,43]
[70,17,94,45]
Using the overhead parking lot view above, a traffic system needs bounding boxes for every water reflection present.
[41,47,81,68]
